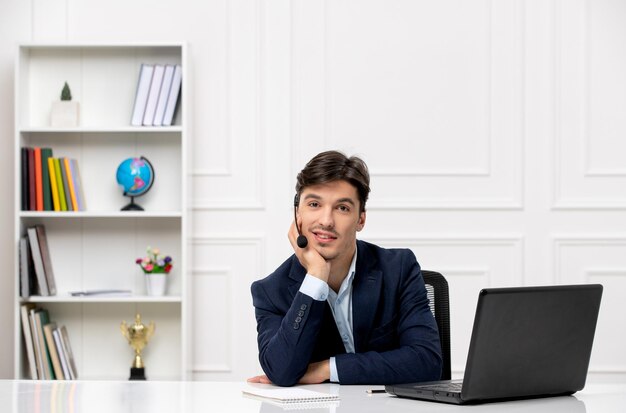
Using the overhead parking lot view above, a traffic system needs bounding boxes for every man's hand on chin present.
[298,360,331,384]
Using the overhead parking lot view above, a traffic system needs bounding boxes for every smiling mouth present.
[312,231,338,242]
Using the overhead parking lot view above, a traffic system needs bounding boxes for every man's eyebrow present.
[302,194,322,200]
[336,198,356,206]
[302,194,356,206]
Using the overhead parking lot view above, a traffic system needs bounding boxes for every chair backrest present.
[422,270,451,380]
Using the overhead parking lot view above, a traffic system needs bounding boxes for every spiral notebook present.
[242,386,340,405]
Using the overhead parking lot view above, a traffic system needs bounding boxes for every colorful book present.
[35,225,56,296]
[69,159,86,211]
[48,157,60,211]
[34,147,43,211]
[27,227,49,296]
[40,148,53,211]
[63,158,79,211]
[53,158,67,211]
[59,158,73,211]
[21,147,29,211]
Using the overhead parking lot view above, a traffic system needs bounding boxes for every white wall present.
[1,0,625,380]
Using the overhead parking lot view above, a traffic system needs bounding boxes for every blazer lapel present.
[352,241,382,353]
[287,256,307,298]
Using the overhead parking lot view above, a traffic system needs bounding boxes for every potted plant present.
[51,82,80,127]
[136,246,173,296]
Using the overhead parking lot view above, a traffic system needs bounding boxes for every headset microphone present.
[293,194,308,248]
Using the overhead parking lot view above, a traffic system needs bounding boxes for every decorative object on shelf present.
[136,246,173,296]
[116,156,154,211]
[51,82,79,127]
[120,313,155,381]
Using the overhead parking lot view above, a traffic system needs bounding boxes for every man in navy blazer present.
[249,151,442,386]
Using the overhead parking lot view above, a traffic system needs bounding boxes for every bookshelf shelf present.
[13,43,188,382]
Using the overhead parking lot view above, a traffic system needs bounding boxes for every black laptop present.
[385,284,603,404]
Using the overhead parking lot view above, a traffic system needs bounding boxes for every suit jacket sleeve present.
[335,249,443,384]
[251,263,326,386]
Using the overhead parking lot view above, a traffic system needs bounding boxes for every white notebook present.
[242,386,340,404]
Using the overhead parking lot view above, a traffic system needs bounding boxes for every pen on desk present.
[366,389,386,394]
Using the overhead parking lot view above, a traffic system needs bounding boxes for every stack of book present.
[20,304,78,380]
[19,225,56,297]
[20,147,86,212]
[131,63,182,126]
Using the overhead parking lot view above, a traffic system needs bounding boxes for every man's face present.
[297,180,366,263]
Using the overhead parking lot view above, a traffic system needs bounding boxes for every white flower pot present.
[51,101,80,127]
[145,273,167,296]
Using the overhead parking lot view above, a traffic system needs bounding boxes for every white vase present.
[145,273,167,296]
[51,101,80,127]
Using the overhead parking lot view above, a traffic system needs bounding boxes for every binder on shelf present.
[27,227,49,296]
[20,303,38,379]
[131,64,155,126]
[143,64,165,126]
[153,64,175,126]
[41,148,53,211]
[162,64,182,126]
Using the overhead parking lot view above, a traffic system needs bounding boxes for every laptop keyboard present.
[415,382,463,392]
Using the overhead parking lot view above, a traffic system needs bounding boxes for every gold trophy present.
[121,313,155,380]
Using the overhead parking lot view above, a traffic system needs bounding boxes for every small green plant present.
[61,82,72,101]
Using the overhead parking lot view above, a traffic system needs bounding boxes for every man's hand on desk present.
[246,360,331,385]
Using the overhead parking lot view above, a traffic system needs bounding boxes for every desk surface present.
[1,380,625,413]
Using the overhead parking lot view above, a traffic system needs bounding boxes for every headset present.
[293,194,308,248]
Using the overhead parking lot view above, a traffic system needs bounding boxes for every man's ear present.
[356,211,366,232]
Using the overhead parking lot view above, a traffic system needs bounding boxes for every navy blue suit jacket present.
[251,240,442,386]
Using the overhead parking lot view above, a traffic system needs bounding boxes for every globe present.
[116,156,155,211]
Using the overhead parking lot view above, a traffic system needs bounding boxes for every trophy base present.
[129,367,146,381]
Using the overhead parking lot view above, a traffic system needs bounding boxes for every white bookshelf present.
[13,44,189,381]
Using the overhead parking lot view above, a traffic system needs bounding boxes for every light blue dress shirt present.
[298,249,358,383]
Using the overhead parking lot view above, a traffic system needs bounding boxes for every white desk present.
[1,380,625,413]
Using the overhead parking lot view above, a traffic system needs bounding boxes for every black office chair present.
[422,270,451,380]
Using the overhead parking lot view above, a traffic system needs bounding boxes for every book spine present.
[34,147,43,211]
[40,148,53,211]
[21,147,29,211]
[35,225,56,296]
[53,328,71,380]
[69,159,86,211]
[20,304,38,379]
[153,64,175,126]
[64,158,79,211]
[131,64,155,126]
[29,309,44,379]
[28,148,35,211]
[162,64,182,126]
[27,227,49,296]
[35,310,55,379]
[19,237,30,298]
[43,323,64,380]
[48,157,60,211]
[54,158,68,211]
[59,158,73,211]
[143,64,165,126]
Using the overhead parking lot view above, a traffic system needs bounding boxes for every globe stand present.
[121,196,144,211]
